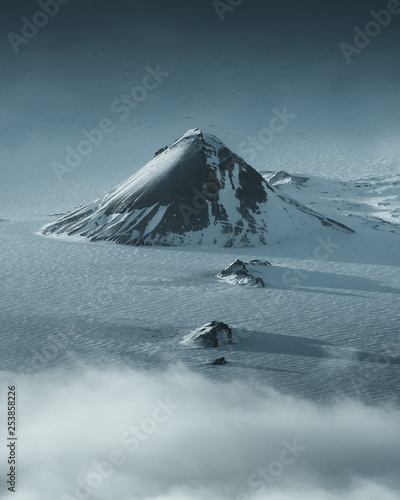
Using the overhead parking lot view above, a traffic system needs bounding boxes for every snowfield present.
[1,168,399,405]
[2,2,400,495]
[1,163,400,500]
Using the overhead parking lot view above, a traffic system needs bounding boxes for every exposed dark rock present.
[255,277,265,287]
[182,321,234,348]
[218,259,248,277]
[154,146,168,156]
[218,259,270,287]
[247,259,271,266]
[212,357,227,365]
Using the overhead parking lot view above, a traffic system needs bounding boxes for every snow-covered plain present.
[1,170,399,402]
[1,163,400,499]
[1,1,400,498]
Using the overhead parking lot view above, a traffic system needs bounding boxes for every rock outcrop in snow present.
[266,170,309,188]
[182,321,235,348]
[212,357,227,365]
[218,259,270,287]
[42,129,354,247]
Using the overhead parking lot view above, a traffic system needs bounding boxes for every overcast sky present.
[1,0,400,211]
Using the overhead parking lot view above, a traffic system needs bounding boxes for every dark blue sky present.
[1,0,400,202]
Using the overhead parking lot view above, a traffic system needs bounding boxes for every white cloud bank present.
[0,365,399,500]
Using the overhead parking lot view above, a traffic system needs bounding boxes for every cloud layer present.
[1,365,399,500]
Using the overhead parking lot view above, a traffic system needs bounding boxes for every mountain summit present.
[43,129,353,246]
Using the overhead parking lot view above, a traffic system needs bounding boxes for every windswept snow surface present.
[265,170,400,231]
[1,136,400,500]
[1,186,399,403]
[1,171,400,500]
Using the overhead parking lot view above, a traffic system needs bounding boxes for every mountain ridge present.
[42,129,354,247]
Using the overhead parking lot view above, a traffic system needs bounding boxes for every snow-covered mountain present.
[264,170,400,232]
[42,129,353,247]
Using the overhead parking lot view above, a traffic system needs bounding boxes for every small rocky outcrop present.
[217,259,270,287]
[182,321,235,347]
[212,357,227,365]
[154,145,168,156]
[267,170,309,187]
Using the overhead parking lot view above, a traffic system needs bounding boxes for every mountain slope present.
[42,129,354,247]
[264,170,400,232]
